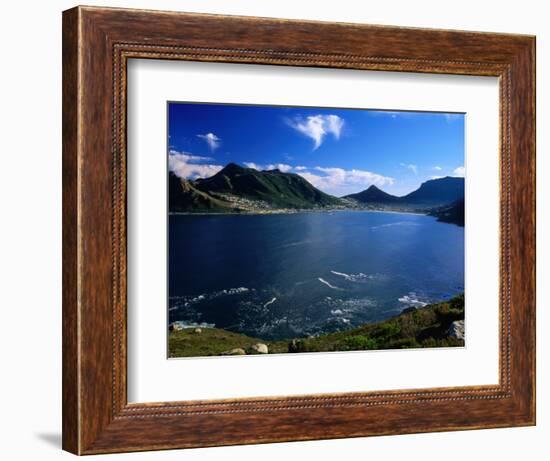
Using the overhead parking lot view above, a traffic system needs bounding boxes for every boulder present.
[448,320,465,340]
[193,328,202,334]
[249,343,269,354]
[221,348,246,356]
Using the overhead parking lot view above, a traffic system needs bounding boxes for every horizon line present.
[170,161,464,199]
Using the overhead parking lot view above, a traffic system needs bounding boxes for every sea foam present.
[318,277,342,290]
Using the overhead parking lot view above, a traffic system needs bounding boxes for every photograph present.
[167,102,466,358]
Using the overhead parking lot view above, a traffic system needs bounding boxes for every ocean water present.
[168,211,464,340]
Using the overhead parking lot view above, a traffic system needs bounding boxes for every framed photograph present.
[62,6,535,455]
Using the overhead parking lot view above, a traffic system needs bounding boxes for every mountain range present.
[169,163,465,225]
[344,176,464,208]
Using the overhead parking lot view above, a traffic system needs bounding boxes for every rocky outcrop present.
[221,348,246,356]
[448,320,465,340]
[248,343,269,354]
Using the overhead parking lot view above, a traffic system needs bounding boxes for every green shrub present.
[344,335,378,350]
[449,293,465,310]
[373,321,401,339]
[388,337,420,348]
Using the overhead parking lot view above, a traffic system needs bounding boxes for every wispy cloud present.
[433,166,442,171]
[197,132,221,151]
[168,150,223,180]
[453,166,465,177]
[168,150,213,163]
[297,166,394,197]
[400,163,418,175]
[287,114,344,150]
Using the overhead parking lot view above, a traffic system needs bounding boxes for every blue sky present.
[168,102,464,197]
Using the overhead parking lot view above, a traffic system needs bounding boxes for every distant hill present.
[428,198,465,226]
[345,176,464,210]
[345,185,400,204]
[401,176,464,206]
[169,173,235,212]
[193,163,342,209]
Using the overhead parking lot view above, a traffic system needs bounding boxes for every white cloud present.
[294,166,307,171]
[430,175,444,180]
[400,163,418,175]
[197,132,221,151]
[297,166,394,197]
[169,150,223,180]
[266,163,293,172]
[244,162,294,173]
[287,114,344,149]
[433,166,442,171]
[453,166,465,177]
[243,162,261,170]
[168,149,213,163]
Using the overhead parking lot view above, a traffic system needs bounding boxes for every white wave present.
[330,270,373,282]
[318,277,342,290]
[398,292,428,308]
[328,297,375,314]
[263,297,277,308]
[331,270,350,278]
[169,287,250,307]
[371,221,419,230]
[170,321,215,330]
[221,287,250,295]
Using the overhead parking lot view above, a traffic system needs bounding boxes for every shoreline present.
[168,208,428,217]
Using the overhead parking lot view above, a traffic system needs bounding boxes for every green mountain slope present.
[169,173,235,212]
[194,163,342,209]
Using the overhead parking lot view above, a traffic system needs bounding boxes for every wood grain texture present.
[62,7,80,454]
[62,5,536,455]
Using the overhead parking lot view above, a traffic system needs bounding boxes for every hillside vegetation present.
[428,198,465,226]
[196,163,341,208]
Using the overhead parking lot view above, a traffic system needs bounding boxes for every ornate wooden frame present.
[62,5,536,455]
